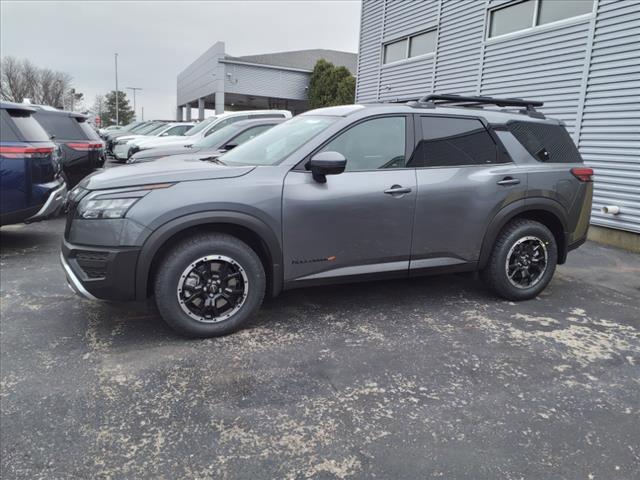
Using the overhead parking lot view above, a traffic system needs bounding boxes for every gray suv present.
[61,95,593,337]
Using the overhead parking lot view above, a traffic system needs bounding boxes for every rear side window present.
[408,116,497,167]
[77,120,101,140]
[5,109,50,142]
[0,110,20,141]
[507,121,582,163]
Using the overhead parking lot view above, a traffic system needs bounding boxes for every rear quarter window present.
[507,121,582,163]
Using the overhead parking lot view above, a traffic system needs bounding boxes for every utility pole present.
[126,87,143,120]
[141,106,144,121]
[114,53,119,125]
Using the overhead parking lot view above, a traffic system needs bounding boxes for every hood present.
[151,149,224,163]
[81,157,255,190]
[131,145,202,161]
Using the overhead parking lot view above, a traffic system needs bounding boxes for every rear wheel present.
[482,219,557,300]
[154,233,265,337]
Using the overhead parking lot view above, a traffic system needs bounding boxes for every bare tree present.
[0,56,73,108]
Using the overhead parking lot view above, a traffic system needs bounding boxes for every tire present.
[482,219,557,301]
[154,233,266,338]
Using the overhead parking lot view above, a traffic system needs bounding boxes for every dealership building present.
[356,0,639,240]
[176,42,357,118]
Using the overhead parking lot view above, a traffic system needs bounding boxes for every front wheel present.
[482,219,557,301]
[154,233,266,337]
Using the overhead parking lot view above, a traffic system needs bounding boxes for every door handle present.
[384,185,412,195]
[497,177,521,186]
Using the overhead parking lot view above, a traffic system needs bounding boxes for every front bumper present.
[60,238,140,300]
[25,181,67,223]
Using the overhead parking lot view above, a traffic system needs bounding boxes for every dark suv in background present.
[32,106,105,188]
[1,102,66,226]
[61,95,593,338]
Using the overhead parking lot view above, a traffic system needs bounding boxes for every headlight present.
[77,197,140,219]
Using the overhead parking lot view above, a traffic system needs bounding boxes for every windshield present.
[147,124,170,135]
[184,116,218,136]
[136,122,165,135]
[193,124,239,148]
[221,116,337,166]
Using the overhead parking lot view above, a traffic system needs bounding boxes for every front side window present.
[489,0,594,38]
[409,117,497,167]
[222,116,337,166]
[319,117,406,171]
[204,116,247,137]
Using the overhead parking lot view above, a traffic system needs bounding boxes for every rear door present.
[282,115,417,284]
[409,115,527,271]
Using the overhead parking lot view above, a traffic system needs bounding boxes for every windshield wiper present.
[201,156,226,165]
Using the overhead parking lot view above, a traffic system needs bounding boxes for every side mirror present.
[307,151,346,183]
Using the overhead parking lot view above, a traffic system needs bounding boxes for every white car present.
[112,122,194,161]
[130,110,292,153]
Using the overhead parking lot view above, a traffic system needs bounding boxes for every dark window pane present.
[538,0,593,25]
[489,0,535,37]
[507,121,582,163]
[383,39,407,63]
[8,109,50,141]
[77,120,101,140]
[320,117,406,171]
[409,30,436,57]
[0,110,19,141]
[409,117,497,167]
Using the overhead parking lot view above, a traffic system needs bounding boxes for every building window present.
[383,29,436,64]
[383,39,407,64]
[409,30,437,58]
[488,0,594,39]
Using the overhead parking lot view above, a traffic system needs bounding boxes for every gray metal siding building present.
[356,0,640,234]
[177,42,357,119]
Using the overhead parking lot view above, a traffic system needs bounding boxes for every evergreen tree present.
[308,59,355,108]
[102,90,134,126]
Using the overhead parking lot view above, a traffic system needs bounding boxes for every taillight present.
[66,142,104,151]
[0,146,54,159]
[571,167,594,182]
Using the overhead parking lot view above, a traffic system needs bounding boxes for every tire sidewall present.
[154,235,265,337]
[492,222,557,300]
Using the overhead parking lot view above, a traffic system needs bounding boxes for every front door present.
[282,115,416,285]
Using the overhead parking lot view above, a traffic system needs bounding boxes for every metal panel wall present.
[580,0,640,233]
[356,0,640,234]
[223,63,310,101]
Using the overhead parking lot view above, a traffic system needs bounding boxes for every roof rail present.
[408,93,545,118]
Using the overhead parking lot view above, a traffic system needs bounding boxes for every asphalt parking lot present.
[1,215,639,479]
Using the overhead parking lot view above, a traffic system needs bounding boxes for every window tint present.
[319,117,406,171]
[538,0,593,25]
[489,0,535,37]
[383,39,407,64]
[409,117,497,167]
[409,30,436,57]
[162,125,189,136]
[229,125,272,145]
[33,112,85,140]
[0,110,19,141]
[507,121,582,163]
[7,109,50,141]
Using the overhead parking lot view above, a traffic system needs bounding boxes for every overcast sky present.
[1,1,361,119]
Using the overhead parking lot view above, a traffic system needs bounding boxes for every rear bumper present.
[60,238,140,300]
[25,180,67,223]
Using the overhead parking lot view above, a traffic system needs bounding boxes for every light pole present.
[126,87,142,120]
[114,53,119,125]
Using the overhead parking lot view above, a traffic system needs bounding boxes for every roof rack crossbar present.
[416,93,543,110]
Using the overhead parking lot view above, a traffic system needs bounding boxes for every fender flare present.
[478,198,569,269]
[135,211,283,300]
